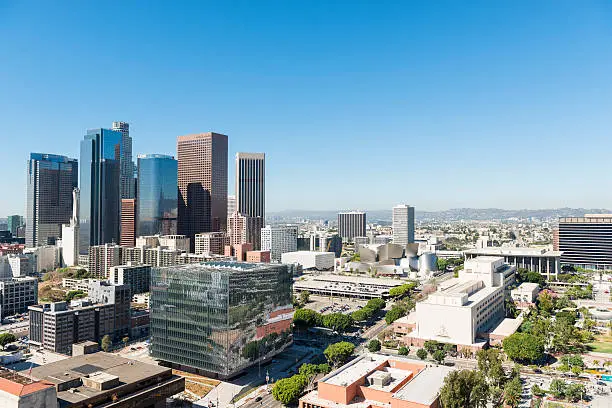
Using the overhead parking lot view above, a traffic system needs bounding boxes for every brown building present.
[177,132,228,251]
[224,243,253,261]
[120,198,136,247]
[246,250,271,263]
[228,211,263,250]
[552,227,559,251]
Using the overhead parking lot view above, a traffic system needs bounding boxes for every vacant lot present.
[588,335,612,354]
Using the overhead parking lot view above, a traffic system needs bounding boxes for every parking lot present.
[306,295,368,315]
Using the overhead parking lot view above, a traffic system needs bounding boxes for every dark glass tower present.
[150,262,293,378]
[79,128,123,254]
[137,154,178,236]
[26,153,78,247]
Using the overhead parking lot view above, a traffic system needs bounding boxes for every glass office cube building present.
[137,154,178,236]
[150,262,293,378]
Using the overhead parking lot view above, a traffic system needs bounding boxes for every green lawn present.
[587,335,612,354]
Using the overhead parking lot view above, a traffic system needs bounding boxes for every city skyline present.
[2,2,612,215]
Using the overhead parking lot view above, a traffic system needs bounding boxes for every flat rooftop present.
[513,282,540,292]
[311,274,405,288]
[465,247,562,257]
[490,317,523,337]
[28,352,171,405]
[0,368,55,397]
[392,365,454,405]
[323,354,387,386]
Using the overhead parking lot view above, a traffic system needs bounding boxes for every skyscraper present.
[337,211,366,241]
[26,153,78,247]
[261,224,298,263]
[61,188,79,266]
[79,128,123,254]
[177,133,228,250]
[228,212,263,250]
[112,121,134,199]
[137,154,178,236]
[227,195,236,220]
[7,215,23,236]
[235,152,265,219]
[392,204,415,246]
[120,199,136,247]
[558,214,612,269]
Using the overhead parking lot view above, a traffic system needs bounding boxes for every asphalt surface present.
[242,393,281,408]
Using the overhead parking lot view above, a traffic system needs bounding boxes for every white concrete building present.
[22,245,60,273]
[61,187,80,267]
[261,224,298,263]
[392,204,415,246]
[157,235,190,252]
[8,255,31,277]
[464,246,561,278]
[281,251,334,270]
[511,282,540,308]
[195,232,228,255]
[399,256,516,352]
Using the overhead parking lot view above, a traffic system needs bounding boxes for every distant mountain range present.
[267,208,611,222]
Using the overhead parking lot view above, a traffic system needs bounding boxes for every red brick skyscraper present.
[120,198,136,247]
[177,133,228,251]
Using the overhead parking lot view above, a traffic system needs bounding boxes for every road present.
[242,392,281,408]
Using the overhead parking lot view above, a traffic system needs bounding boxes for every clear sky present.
[1,1,611,215]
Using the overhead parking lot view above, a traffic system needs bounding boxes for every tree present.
[537,291,554,315]
[316,363,331,374]
[503,377,522,408]
[367,339,381,352]
[398,346,409,356]
[389,282,417,298]
[271,374,308,405]
[424,340,440,355]
[416,348,428,360]
[101,335,112,352]
[322,313,353,333]
[432,349,446,364]
[122,336,129,348]
[351,309,369,322]
[366,298,386,311]
[439,370,489,408]
[549,379,566,399]
[64,289,85,302]
[293,309,320,328]
[565,382,586,402]
[298,363,319,378]
[502,333,544,364]
[324,341,355,367]
[531,384,545,397]
[0,333,16,350]
[384,307,406,324]
[476,348,505,387]
[299,291,310,305]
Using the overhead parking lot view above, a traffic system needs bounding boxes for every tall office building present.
[227,195,236,220]
[26,153,78,248]
[558,214,612,269]
[261,224,298,263]
[337,211,366,241]
[392,204,415,246]
[177,133,228,250]
[150,262,293,378]
[61,188,80,267]
[137,154,178,236]
[79,128,123,253]
[120,199,136,247]
[228,212,263,250]
[112,121,134,199]
[235,153,265,219]
[7,215,23,236]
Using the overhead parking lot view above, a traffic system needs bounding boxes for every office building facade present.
[235,152,265,218]
[61,188,80,267]
[120,198,136,247]
[111,264,151,295]
[79,128,123,253]
[177,133,228,250]
[150,262,293,378]
[261,224,298,263]
[195,232,228,255]
[392,204,415,246]
[6,215,23,236]
[26,153,78,247]
[558,215,612,269]
[337,211,366,241]
[227,195,236,220]
[0,277,38,318]
[137,154,178,236]
[228,212,263,250]
[112,121,135,199]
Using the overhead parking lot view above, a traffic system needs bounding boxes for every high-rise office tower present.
[137,154,178,236]
[392,204,415,246]
[558,214,612,269]
[261,224,298,263]
[7,215,23,236]
[177,133,228,251]
[228,212,263,250]
[61,188,80,266]
[26,153,78,247]
[227,195,236,220]
[120,199,136,247]
[112,121,135,199]
[235,153,265,219]
[79,128,123,254]
[150,262,293,378]
[337,211,366,241]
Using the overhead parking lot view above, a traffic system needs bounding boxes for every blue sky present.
[1,1,612,215]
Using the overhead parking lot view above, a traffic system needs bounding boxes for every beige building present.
[195,232,229,255]
[228,211,263,250]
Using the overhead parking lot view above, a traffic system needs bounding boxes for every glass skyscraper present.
[150,262,293,378]
[26,153,78,247]
[79,128,123,254]
[137,154,178,236]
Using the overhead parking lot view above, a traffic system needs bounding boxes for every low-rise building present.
[110,264,151,295]
[195,232,228,255]
[246,250,270,263]
[0,367,57,408]
[510,282,540,309]
[28,352,184,408]
[293,274,405,299]
[299,354,453,408]
[281,251,335,271]
[0,277,38,318]
[464,246,561,278]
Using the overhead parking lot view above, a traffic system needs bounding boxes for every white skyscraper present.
[261,225,298,263]
[112,121,134,199]
[392,204,415,246]
[61,188,80,266]
[227,195,236,221]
